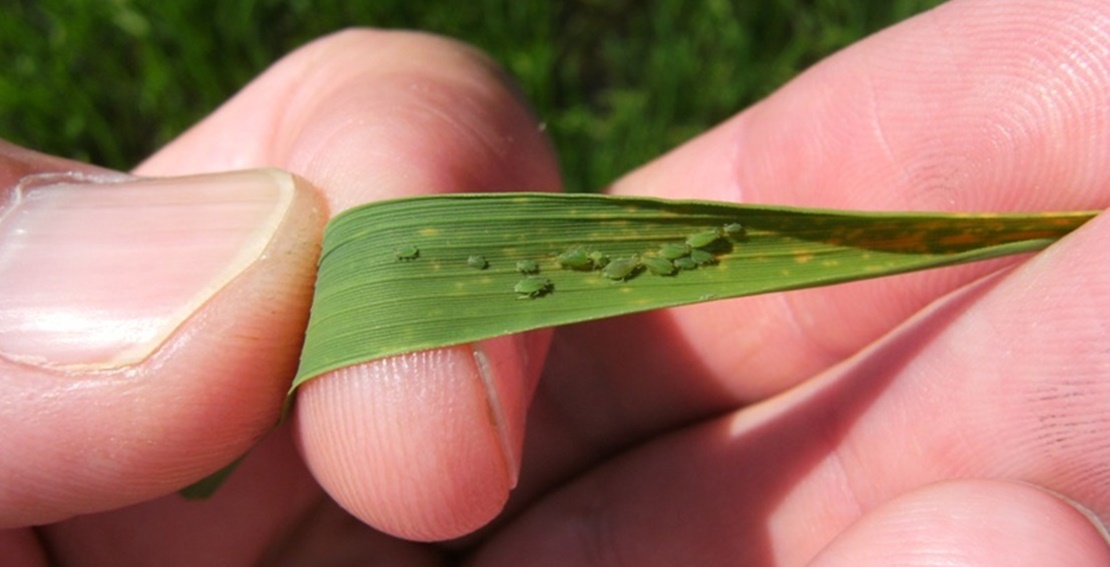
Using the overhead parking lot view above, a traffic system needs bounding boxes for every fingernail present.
[0,169,296,369]
[472,344,519,487]
[1037,484,1110,545]
[471,334,545,489]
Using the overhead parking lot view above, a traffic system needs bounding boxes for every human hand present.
[0,29,557,564]
[4,1,1110,565]
[470,1,1110,564]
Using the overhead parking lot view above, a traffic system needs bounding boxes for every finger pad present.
[295,348,513,541]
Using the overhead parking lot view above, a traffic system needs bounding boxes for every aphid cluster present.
[552,222,744,283]
[389,221,745,300]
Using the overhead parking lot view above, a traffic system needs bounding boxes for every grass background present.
[0,0,943,193]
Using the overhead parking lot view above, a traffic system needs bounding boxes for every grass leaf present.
[290,193,1095,398]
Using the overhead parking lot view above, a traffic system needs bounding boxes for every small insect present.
[673,256,698,270]
[587,250,610,269]
[690,249,716,265]
[686,229,723,249]
[723,222,745,236]
[641,255,676,276]
[556,247,594,270]
[394,245,420,261]
[602,255,640,281]
[515,259,540,274]
[513,276,553,299]
[658,242,691,260]
[467,255,489,269]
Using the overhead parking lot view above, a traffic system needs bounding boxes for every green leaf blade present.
[292,193,1095,394]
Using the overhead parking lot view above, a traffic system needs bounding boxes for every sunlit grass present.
[0,0,944,192]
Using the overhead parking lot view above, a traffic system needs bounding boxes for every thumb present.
[0,143,325,526]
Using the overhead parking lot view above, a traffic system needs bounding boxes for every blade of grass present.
[291,192,1097,397]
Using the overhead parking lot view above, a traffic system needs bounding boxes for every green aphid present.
[513,276,553,299]
[674,256,698,270]
[467,255,488,269]
[587,250,610,269]
[723,222,745,236]
[658,242,691,260]
[515,259,540,274]
[641,255,676,276]
[602,255,641,281]
[686,229,724,249]
[690,248,716,265]
[556,247,593,270]
[394,245,420,261]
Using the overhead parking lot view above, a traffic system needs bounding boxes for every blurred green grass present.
[0,0,943,193]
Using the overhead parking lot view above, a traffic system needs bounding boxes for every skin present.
[3,1,1110,564]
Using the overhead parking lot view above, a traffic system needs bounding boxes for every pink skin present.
[3,1,1110,564]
